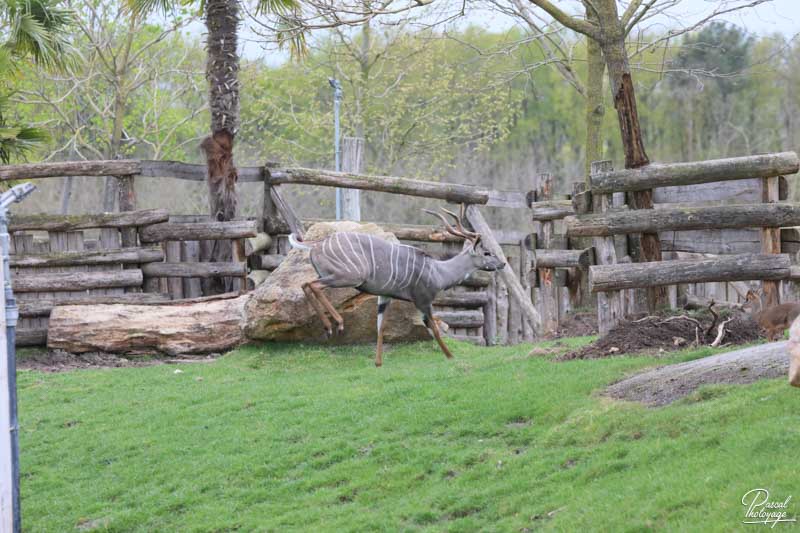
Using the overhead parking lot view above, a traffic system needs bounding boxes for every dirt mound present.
[559,313,763,360]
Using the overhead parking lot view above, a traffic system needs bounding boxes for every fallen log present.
[10,209,168,232]
[683,295,743,311]
[48,297,248,355]
[139,220,257,243]
[590,254,790,293]
[10,247,163,268]
[605,341,790,405]
[19,293,171,317]
[591,152,799,193]
[142,262,246,278]
[14,270,143,292]
[566,203,800,237]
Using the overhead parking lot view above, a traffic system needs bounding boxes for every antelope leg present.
[309,280,345,333]
[426,314,454,360]
[375,296,391,367]
[302,282,333,337]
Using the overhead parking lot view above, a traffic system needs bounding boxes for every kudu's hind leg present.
[302,282,333,337]
[308,278,351,334]
[375,296,391,367]
[424,313,454,360]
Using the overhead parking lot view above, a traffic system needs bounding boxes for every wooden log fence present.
[10,209,168,232]
[565,203,800,237]
[591,152,799,193]
[13,270,143,292]
[10,247,163,268]
[139,220,257,243]
[590,254,791,293]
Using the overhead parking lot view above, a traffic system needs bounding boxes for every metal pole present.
[0,183,35,533]
[329,78,343,220]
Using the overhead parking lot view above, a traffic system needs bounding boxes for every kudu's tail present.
[288,233,311,250]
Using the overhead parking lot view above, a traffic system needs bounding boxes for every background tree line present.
[8,1,799,224]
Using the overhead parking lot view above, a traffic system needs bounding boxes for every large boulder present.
[243,221,429,344]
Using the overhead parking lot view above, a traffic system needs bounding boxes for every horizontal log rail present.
[10,209,168,232]
[139,160,262,182]
[433,291,489,307]
[535,248,595,269]
[14,270,143,292]
[142,262,246,278]
[434,310,485,328]
[589,253,790,293]
[530,200,575,221]
[461,271,492,288]
[591,151,799,193]
[269,167,490,204]
[139,220,257,243]
[10,247,163,268]
[255,254,286,270]
[0,160,140,180]
[19,293,171,317]
[566,203,800,237]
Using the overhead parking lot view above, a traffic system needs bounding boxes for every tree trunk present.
[594,0,663,309]
[584,8,605,183]
[202,0,241,293]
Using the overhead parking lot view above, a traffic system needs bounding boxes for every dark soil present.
[17,349,218,373]
[559,312,763,360]
[549,311,597,339]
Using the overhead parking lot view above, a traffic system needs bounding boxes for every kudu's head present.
[743,288,764,316]
[424,206,506,272]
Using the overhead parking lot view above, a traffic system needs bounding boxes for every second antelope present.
[289,207,505,366]
[744,289,800,342]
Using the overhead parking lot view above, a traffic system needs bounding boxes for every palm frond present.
[255,0,299,16]
[125,0,175,17]
[4,0,76,70]
[273,14,309,60]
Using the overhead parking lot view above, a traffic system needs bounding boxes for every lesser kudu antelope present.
[289,207,505,366]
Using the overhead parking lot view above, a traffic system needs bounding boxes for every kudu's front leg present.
[302,282,333,337]
[308,279,345,334]
[424,313,453,360]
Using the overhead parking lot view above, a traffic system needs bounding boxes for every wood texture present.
[435,310,485,329]
[13,270,143,292]
[10,247,163,268]
[566,203,800,237]
[535,248,595,269]
[47,297,248,355]
[139,160,262,182]
[0,159,139,180]
[590,254,791,293]
[530,200,575,221]
[761,176,781,307]
[270,167,490,204]
[19,293,171,317]
[434,291,489,307]
[591,151,799,193]
[10,209,168,232]
[139,220,257,243]
[142,262,246,278]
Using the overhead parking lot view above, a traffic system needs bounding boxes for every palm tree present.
[0,0,73,163]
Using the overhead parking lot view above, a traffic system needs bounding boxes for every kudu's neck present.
[431,251,476,291]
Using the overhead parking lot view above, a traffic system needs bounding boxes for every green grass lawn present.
[17,338,800,532]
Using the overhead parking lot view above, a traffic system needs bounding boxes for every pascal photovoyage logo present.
[742,488,797,527]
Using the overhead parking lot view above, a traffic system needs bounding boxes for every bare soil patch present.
[549,311,597,339]
[17,349,218,372]
[558,312,763,360]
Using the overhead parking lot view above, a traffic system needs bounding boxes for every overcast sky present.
[232,0,799,63]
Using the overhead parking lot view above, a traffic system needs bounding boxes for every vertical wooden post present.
[262,166,285,236]
[341,137,364,221]
[761,175,781,307]
[591,161,624,336]
[538,173,559,335]
[519,236,534,341]
[117,173,137,248]
[495,276,509,345]
[0,259,11,532]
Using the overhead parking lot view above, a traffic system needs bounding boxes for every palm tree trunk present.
[202,0,240,293]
